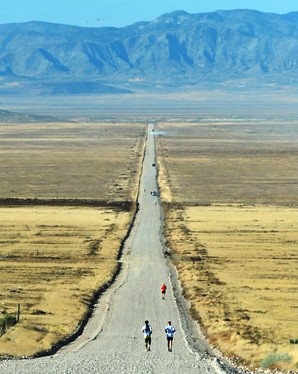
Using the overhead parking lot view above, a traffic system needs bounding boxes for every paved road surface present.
[0,124,244,373]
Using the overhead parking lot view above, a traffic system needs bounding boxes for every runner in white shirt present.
[141,320,152,351]
[164,320,176,352]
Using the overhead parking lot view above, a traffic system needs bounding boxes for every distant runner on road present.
[161,282,167,300]
[164,321,176,352]
[141,320,153,351]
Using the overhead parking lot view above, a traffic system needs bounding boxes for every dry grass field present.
[0,206,130,357]
[157,118,298,205]
[0,121,146,357]
[0,121,146,201]
[157,118,298,371]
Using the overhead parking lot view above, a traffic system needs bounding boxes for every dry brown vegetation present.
[0,121,146,357]
[0,121,146,201]
[157,119,298,205]
[157,118,298,371]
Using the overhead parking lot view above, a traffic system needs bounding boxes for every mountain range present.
[1,9,298,94]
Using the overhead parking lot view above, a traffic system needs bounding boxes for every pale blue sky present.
[1,0,298,27]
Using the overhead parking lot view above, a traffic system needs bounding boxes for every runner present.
[164,321,176,352]
[160,282,167,300]
[141,320,152,351]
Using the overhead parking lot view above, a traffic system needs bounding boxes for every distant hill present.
[0,109,64,122]
[0,9,298,94]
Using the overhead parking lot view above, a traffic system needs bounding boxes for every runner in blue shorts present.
[164,321,176,352]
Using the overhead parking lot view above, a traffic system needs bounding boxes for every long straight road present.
[0,124,237,373]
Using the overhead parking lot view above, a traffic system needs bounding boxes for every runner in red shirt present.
[161,282,167,300]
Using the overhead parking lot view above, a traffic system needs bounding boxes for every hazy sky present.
[1,0,298,27]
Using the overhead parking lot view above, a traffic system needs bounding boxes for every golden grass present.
[0,122,146,201]
[165,205,298,370]
[157,119,298,370]
[0,206,130,357]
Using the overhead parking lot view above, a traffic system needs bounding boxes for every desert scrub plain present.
[156,118,298,371]
[0,121,146,357]
[0,122,145,201]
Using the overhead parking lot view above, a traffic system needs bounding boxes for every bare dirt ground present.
[157,118,298,371]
